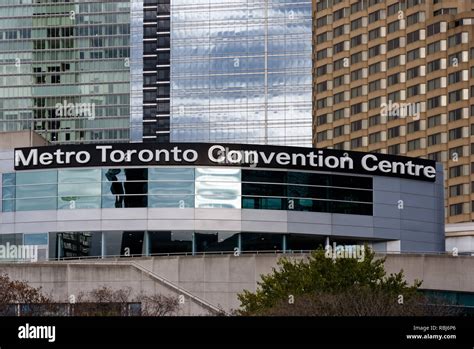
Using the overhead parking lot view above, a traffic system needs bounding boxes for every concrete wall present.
[0,131,48,150]
[0,262,213,315]
[1,253,473,313]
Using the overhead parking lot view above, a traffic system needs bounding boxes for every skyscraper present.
[1,0,313,146]
[0,1,131,144]
[313,0,474,233]
[168,0,313,146]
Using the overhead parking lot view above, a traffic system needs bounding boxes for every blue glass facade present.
[169,0,313,146]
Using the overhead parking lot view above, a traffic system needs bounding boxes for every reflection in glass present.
[2,173,15,186]
[16,170,57,185]
[194,232,239,252]
[149,168,194,181]
[2,186,15,200]
[148,168,195,208]
[0,233,22,245]
[286,234,325,251]
[120,231,144,256]
[170,0,312,145]
[53,232,101,259]
[242,197,284,210]
[58,169,101,209]
[102,168,148,208]
[24,233,48,246]
[149,195,194,208]
[1,200,14,212]
[149,231,192,254]
[241,233,282,251]
[149,181,194,195]
[58,196,101,210]
[3,167,373,215]
[195,168,241,208]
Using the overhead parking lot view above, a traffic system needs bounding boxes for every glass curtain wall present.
[0,1,131,143]
[2,168,373,215]
[170,0,313,146]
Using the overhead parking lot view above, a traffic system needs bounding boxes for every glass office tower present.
[0,0,131,144]
[1,0,313,146]
[169,0,313,146]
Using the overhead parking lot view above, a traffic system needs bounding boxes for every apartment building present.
[313,0,474,244]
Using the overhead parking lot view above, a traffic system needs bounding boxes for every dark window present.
[144,74,157,86]
[448,127,463,140]
[388,126,400,138]
[241,233,282,251]
[428,133,441,146]
[448,108,462,122]
[407,48,420,62]
[157,52,170,65]
[369,114,380,126]
[427,59,441,73]
[143,90,157,102]
[427,22,441,36]
[449,184,463,197]
[157,19,170,31]
[428,152,441,162]
[317,114,327,126]
[449,165,462,178]
[449,203,463,216]
[388,144,400,155]
[407,139,421,151]
[144,57,156,70]
[351,120,363,132]
[387,38,400,51]
[351,137,363,148]
[407,30,420,44]
[407,120,420,133]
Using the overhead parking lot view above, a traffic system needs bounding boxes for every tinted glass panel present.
[242,170,287,183]
[286,234,325,251]
[2,173,15,186]
[195,168,241,208]
[16,170,57,185]
[16,197,56,211]
[194,232,239,252]
[148,231,192,254]
[24,233,48,245]
[148,195,194,208]
[241,233,282,251]
[149,168,194,181]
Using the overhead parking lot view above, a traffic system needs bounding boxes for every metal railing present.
[0,248,471,264]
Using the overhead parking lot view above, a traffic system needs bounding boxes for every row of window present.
[1,168,373,215]
[318,106,474,128]
[317,56,469,85]
[316,0,424,20]
[318,112,474,150]
[49,230,361,259]
[446,179,474,197]
[316,87,470,117]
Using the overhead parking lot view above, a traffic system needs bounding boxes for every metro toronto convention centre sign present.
[14,143,437,182]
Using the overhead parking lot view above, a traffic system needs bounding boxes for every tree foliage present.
[0,273,51,305]
[238,247,425,315]
[0,274,180,316]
